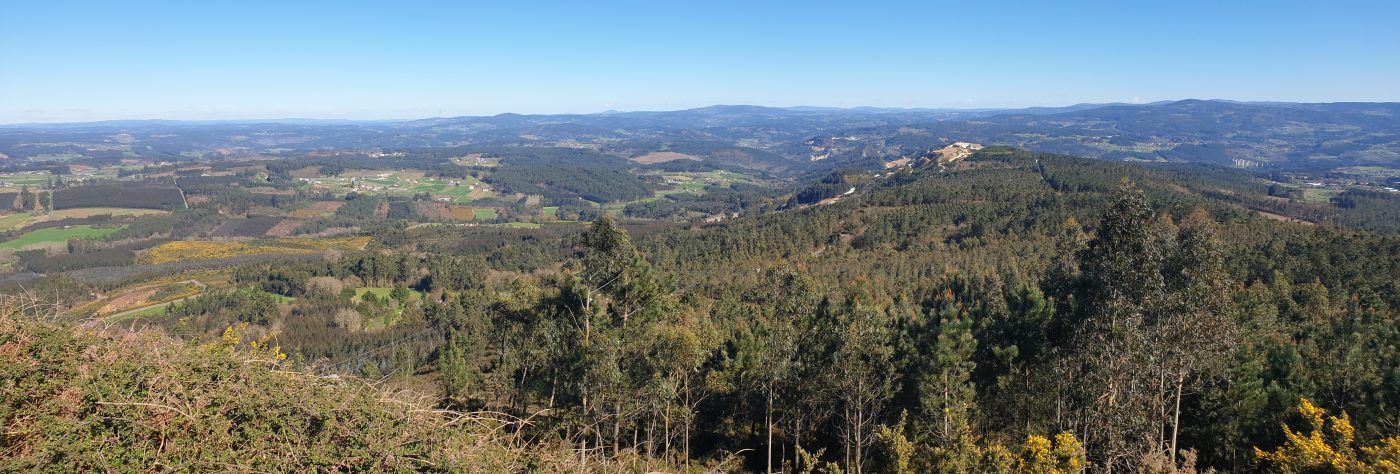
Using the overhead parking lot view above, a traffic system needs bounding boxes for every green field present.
[302,170,493,204]
[1301,187,1343,204]
[0,213,34,231]
[604,170,759,211]
[473,208,498,220]
[542,206,558,219]
[105,301,176,323]
[0,171,52,188]
[0,225,125,250]
[410,175,490,203]
[353,287,423,303]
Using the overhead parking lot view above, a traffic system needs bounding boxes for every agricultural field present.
[446,205,476,221]
[1301,186,1345,204]
[605,170,759,211]
[473,208,498,220]
[212,216,285,237]
[0,224,126,250]
[97,280,207,321]
[412,174,494,203]
[0,171,51,190]
[106,301,176,322]
[298,170,495,203]
[451,153,499,167]
[0,208,166,232]
[49,207,168,219]
[139,236,372,264]
[287,200,344,218]
[0,212,34,231]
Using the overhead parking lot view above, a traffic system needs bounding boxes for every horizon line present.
[4,98,1398,126]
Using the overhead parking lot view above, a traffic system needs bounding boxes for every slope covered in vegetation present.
[0,300,693,472]
[4,148,1399,472]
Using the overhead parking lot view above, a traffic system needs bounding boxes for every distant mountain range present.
[2,100,1396,171]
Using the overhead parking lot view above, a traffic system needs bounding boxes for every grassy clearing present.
[0,213,35,231]
[287,200,344,218]
[0,225,126,250]
[353,287,393,302]
[352,287,423,303]
[473,208,498,220]
[1301,187,1342,204]
[105,301,176,323]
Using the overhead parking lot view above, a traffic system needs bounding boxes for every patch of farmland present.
[211,216,284,237]
[48,207,168,220]
[0,208,166,233]
[0,212,35,231]
[288,200,344,218]
[413,175,492,204]
[288,166,322,178]
[448,205,476,221]
[0,171,51,190]
[0,225,126,250]
[412,202,450,221]
[264,218,303,237]
[85,280,205,318]
[473,208,498,221]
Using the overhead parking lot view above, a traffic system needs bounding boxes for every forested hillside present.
[4,148,1399,472]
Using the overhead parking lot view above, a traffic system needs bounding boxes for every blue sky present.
[2,1,1397,122]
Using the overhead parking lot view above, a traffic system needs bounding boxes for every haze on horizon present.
[2,0,1398,123]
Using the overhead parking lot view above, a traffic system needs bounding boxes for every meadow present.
[0,213,34,231]
[0,225,125,250]
[604,170,758,211]
[0,171,51,189]
[301,170,495,203]
[472,208,498,220]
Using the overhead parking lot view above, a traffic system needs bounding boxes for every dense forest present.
[4,148,1400,472]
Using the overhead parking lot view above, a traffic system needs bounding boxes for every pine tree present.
[918,290,979,470]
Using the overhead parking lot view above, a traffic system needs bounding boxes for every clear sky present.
[2,1,1398,123]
